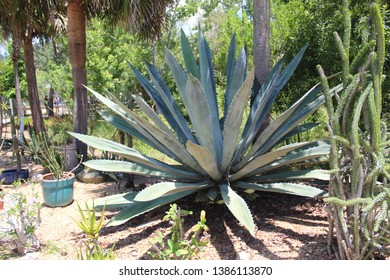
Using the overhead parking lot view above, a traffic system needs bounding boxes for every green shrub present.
[5,181,41,254]
[46,115,74,145]
[72,202,116,260]
[148,204,208,260]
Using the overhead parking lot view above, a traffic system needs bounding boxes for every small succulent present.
[71,28,340,235]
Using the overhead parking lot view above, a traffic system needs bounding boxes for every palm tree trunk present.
[253,0,270,135]
[12,33,25,142]
[24,30,45,133]
[47,87,54,117]
[253,0,270,86]
[68,0,88,161]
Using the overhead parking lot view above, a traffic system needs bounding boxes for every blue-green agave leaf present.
[235,181,327,197]
[225,47,247,113]
[186,75,222,162]
[234,92,311,170]
[94,88,205,174]
[187,141,222,181]
[106,189,199,226]
[231,141,312,180]
[250,141,331,176]
[165,49,188,99]
[274,45,308,93]
[198,27,218,108]
[98,111,178,161]
[224,34,247,118]
[143,61,196,144]
[286,85,322,115]
[135,181,212,202]
[129,62,193,145]
[233,58,285,162]
[265,84,341,153]
[91,192,137,210]
[246,169,330,182]
[237,47,307,160]
[83,160,197,181]
[70,132,200,179]
[221,69,254,173]
[181,29,200,78]
[219,183,256,236]
[239,90,326,166]
[243,73,339,159]
[257,94,327,156]
[248,56,285,117]
[197,28,223,163]
[225,33,237,110]
[207,188,219,201]
[85,86,179,161]
[275,123,320,146]
[132,94,177,137]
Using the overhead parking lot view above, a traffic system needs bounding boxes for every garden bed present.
[0,151,331,260]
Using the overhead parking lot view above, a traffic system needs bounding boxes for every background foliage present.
[0,0,388,144]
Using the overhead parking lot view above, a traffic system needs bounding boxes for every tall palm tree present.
[66,0,174,161]
[0,1,25,138]
[0,0,62,133]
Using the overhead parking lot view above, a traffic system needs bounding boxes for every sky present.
[0,43,8,58]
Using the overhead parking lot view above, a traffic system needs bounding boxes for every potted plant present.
[46,115,79,172]
[29,128,76,207]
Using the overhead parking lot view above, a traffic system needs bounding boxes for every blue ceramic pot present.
[41,173,75,207]
[0,169,29,184]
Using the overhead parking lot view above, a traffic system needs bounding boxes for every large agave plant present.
[72,29,339,235]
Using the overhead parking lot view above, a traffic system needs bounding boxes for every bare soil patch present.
[1,150,332,260]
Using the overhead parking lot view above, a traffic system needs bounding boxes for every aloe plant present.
[71,29,339,235]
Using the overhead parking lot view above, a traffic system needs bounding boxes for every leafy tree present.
[85,19,154,147]
[35,36,73,116]
[0,55,15,98]
[86,20,154,97]
[270,0,389,112]
[0,55,27,99]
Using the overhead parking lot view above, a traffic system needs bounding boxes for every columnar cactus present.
[318,1,390,259]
